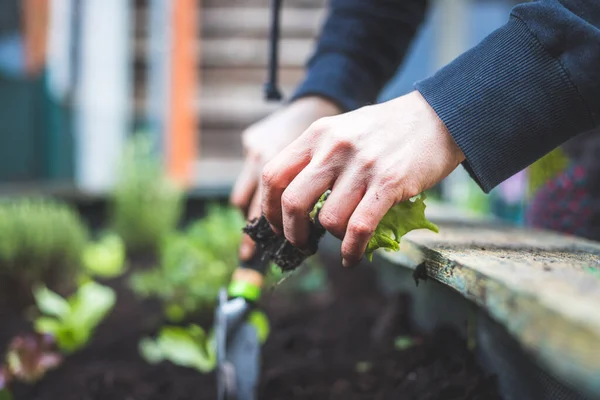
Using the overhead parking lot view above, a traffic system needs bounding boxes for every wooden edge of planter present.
[376,207,600,398]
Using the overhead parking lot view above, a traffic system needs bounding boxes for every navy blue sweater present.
[291,0,600,193]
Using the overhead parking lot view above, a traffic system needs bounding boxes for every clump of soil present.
[243,215,326,272]
[1,258,501,400]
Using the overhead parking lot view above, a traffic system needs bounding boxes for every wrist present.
[409,90,466,164]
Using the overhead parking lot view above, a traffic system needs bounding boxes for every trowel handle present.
[227,247,270,303]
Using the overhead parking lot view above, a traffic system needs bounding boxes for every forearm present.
[416,0,600,193]
[291,0,429,112]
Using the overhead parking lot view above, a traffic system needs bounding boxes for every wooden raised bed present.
[369,202,600,399]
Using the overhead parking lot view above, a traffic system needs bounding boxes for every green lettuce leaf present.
[138,324,216,373]
[365,193,438,260]
[311,192,438,261]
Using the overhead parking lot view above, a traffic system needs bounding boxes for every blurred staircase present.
[134,0,327,191]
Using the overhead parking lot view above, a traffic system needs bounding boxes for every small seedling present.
[139,310,269,373]
[245,192,439,271]
[394,335,422,351]
[139,324,217,373]
[33,280,116,353]
[130,204,246,320]
[81,233,126,278]
[0,333,62,394]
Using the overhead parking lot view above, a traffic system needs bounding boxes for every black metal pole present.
[264,0,283,101]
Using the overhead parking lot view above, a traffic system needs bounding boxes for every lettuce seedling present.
[33,280,116,353]
[139,324,216,373]
[139,310,269,373]
[0,333,62,394]
[81,233,126,278]
[363,193,439,261]
[246,191,438,271]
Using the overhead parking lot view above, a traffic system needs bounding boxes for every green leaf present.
[67,281,116,338]
[33,317,62,336]
[34,281,116,353]
[394,336,416,351]
[365,193,438,261]
[0,389,12,400]
[139,325,216,373]
[139,337,165,364]
[33,286,70,319]
[309,192,438,262]
[248,311,270,344]
[81,233,126,278]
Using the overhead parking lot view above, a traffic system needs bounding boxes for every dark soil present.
[1,257,501,400]
[244,215,326,272]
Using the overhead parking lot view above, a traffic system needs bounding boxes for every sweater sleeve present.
[290,0,429,112]
[415,0,600,193]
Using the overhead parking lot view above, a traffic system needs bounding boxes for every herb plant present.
[110,133,183,253]
[0,197,88,305]
[130,204,245,321]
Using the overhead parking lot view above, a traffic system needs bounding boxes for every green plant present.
[130,204,245,321]
[81,232,126,278]
[139,324,216,372]
[33,280,116,353]
[110,133,183,252]
[311,191,439,261]
[0,279,116,395]
[139,310,269,373]
[0,197,88,297]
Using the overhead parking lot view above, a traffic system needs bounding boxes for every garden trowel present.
[215,249,270,400]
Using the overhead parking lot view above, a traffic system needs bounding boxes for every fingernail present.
[342,258,350,268]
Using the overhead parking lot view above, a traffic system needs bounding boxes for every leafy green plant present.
[81,233,126,278]
[0,197,88,302]
[139,310,269,373]
[527,148,569,197]
[110,133,184,253]
[130,204,245,320]
[0,279,116,395]
[0,333,62,394]
[311,191,439,261]
[33,280,116,353]
[139,324,216,372]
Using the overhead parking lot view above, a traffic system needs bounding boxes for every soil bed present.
[2,258,501,400]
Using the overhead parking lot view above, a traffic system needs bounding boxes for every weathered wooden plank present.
[134,38,314,68]
[377,211,600,398]
[202,0,327,8]
[200,129,244,158]
[136,8,325,39]
[200,8,325,38]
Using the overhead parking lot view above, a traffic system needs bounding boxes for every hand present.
[261,90,465,267]
[230,96,342,261]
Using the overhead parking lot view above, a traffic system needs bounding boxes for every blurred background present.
[0,0,541,224]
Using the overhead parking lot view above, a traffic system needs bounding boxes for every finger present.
[239,233,257,262]
[317,172,367,240]
[238,185,263,261]
[261,138,312,233]
[341,189,395,267]
[230,154,260,217]
[281,161,335,249]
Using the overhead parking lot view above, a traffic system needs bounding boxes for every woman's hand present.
[230,96,342,261]
[261,91,465,267]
